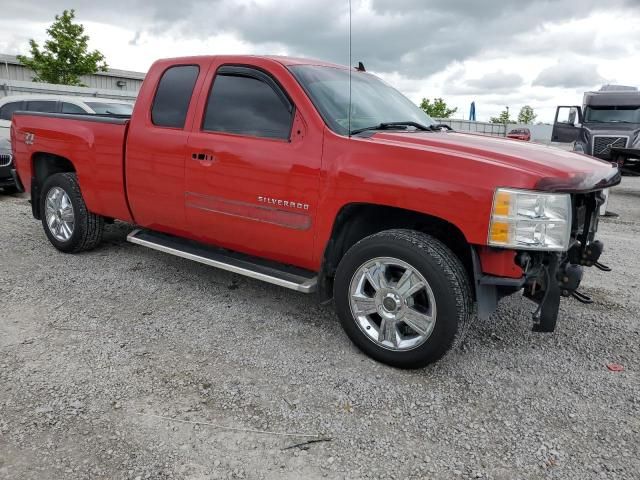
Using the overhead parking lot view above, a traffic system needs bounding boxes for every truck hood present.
[369,130,620,192]
[583,122,640,132]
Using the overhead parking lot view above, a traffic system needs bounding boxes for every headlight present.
[488,188,571,251]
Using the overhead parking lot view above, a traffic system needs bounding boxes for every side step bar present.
[126,229,318,293]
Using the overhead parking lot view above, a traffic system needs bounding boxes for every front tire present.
[334,229,472,368]
[40,173,104,253]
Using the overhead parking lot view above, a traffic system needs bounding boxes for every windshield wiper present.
[428,123,453,131]
[350,121,431,136]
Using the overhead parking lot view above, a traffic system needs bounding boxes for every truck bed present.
[11,111,133,222]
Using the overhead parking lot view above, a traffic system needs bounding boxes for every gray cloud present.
[2,0,638,80]
[507,22,640,60]
[129,31,142,47]
[446,72,525,95]
[533,62,605,88]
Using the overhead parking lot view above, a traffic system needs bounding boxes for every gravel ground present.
[1,178,639,480]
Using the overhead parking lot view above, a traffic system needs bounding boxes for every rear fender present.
[30,153,77,219]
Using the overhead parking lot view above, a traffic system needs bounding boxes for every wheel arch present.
[30,152,76,219]
[319,203,474,300]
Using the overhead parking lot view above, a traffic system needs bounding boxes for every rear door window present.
[26,100,58,113]
[61,102,87,114]
[85,102,133,115]
[0,101,25,120]
[151,65,200,128]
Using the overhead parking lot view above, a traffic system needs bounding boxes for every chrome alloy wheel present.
[45,186,75,242]
[349,257,437,351]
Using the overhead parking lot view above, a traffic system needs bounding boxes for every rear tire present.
[40,173,104,253]
[334,229,472,368]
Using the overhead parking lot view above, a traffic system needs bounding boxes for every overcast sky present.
[1,0,639,122]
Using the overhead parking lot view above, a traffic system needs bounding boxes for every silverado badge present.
[258,196,309,210]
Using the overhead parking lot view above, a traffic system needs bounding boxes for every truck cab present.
[552,85,640,174]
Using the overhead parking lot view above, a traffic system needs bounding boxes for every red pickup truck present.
[11,55,620,368]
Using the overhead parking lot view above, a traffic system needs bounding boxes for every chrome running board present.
[127,229,318,293]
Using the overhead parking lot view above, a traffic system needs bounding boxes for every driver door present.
[552,105,583,143]
[184,63,323,269]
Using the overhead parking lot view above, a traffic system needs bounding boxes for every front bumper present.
[0,165,15,188]
[9,168,24,192]
[0,152,20,190]
[610,148,640,173]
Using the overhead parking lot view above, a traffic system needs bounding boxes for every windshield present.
[85,102,133,115]
[584,105,640,123]
[289,65,435,135]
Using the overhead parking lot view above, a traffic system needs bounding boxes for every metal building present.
[0,54,144,101]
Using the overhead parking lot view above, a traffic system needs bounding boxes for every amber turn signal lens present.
[489,221,510,244]
[493,191,511,216]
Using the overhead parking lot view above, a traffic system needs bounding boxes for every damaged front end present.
[473,180,618,332]
[520,189,611,331]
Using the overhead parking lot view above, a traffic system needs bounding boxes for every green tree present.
[517,105,537,124]
[17,10,108,86]
[490,107,512,124]
[419,97,458,118]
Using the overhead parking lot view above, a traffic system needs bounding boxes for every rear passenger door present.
[185,64,322,268]
[126,62,208,233]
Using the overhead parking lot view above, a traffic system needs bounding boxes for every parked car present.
[0,95,133,142]
[11,55,620,368]
[0,137,17,193]
[506,127,531,141]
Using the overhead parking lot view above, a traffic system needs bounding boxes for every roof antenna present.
[348,0,353,138]
[356,62,365,72]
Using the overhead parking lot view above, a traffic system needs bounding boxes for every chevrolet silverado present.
[10,56,620,368]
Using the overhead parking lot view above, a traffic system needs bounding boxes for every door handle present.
[191,152,217,164]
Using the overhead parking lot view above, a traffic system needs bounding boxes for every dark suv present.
[0,137,17,194]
